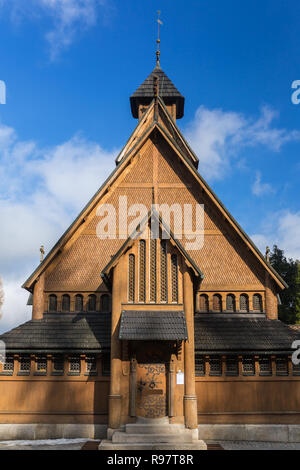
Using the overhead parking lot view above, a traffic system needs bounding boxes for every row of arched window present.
[128,240,179,303]
[48,293,111,313]
[198,293,263,313]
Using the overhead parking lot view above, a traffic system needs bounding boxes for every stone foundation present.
[0,424,107,441]
[0,423,300,443]
[198,424,300,442]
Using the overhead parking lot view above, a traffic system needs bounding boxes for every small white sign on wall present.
[176,370,184,385]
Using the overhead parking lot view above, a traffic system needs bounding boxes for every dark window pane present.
[20,356,30,372]
[226,356,238,376]
[49,294,57,312]
[101,294,110,312]
[292,361,300,376]
[53,355,64,372]
[160,240,168,302]
[69,356,81,373]
[259,356,272,376]
[75,294,83,312]
[3,356,14,372]
[62,294,70,312]
[199,294,209,312]
[239,294,249,312]
[102,354,111,376]
[139,240,146,302]
[276,357,288,376]
[150,238,157,303]
[226,294,236,312]
[195,355,206,376]
[242,356,255,375]
[128,254,135,302]
[86,356,97,373]
[171,254,178,303]
[212,294,222,312]
[253,294,263,312]
[209,356,222,376]
[36,357,47,372]
[88,294,96,312]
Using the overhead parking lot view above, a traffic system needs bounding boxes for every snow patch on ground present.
[0,438,89,446]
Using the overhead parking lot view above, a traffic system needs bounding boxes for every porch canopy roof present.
[119,310,188,341]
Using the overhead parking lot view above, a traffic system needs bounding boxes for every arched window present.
[239,294,249,312]
[160,240,168,302]
[87,294,97,312]
[62,294,70,312]
[75,294,83,312]
[171,254,178,303]
[212,294,222,312]
[199,294,209,312]
[253,294,263,312]
[139,240,146,302]
[101,294,111,312]
[49,294,57,312]
[128,254,135,302]
[226,294,236,312]
[150,238,157,303]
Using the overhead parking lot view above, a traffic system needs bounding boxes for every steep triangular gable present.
[114,121,287,289]
[101,209,204,290]
[23,112,286,291]
[115,98,199,168]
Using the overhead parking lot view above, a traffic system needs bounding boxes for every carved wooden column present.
[168,354,175,417]
[130,357,137,417]
[265,272,278,319]
[108,257,124,429]
[183,266,198,429]
[32,273,45,320]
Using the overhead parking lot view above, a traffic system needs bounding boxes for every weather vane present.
[156,10,163,67]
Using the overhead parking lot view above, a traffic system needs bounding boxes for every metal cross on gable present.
[156,10,163,67]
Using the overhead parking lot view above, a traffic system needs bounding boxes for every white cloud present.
[251,171,274,196]
[33,136,116,210]
[185,105,300,181]
[0,277,31,334]
[0,0,107,60]
[0,124,116,271]
[251,210,300,260]
[0,119,116,333]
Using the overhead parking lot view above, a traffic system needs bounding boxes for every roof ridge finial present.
[40,245,45,263]
[156,10,162,68]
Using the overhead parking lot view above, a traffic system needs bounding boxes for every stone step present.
[112,432,193,444]
[125,423,186,435]
[99,440,207,451]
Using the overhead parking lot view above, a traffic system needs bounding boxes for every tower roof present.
[130,65,185,119]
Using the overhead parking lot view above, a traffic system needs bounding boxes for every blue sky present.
[0,0,300,332]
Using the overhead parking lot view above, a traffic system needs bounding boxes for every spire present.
[156,10,162,68]
[130,12,185,120]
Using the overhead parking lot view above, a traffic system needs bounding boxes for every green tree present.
[295,261,300,324]
[269,245,298,324]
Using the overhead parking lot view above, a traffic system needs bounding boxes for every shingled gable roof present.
[101,209,204,289]
[0,313,111,353]
[119,310,188,341]
[23,101,287,292]
[130,65,185,119]
[194,316,300,353]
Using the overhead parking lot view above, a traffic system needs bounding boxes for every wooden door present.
[136,363,167,418]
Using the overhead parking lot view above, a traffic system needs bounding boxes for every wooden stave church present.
[0,56,299,440]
